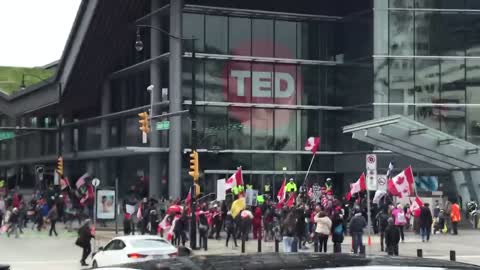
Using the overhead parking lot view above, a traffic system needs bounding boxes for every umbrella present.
[167,204,183,215]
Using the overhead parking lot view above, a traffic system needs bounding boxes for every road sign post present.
[91,178,100,252]
[365,154,377,250]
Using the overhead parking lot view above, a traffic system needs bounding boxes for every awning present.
[343,115,480,170]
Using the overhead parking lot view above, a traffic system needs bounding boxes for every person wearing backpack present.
[331,211,345,253]
[392,203,406,242]
[376,208,390,252]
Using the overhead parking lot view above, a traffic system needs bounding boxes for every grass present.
[0,66,55,95]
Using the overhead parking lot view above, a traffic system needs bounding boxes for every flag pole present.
[303,154,316,187]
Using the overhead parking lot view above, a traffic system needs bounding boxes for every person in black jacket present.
[76,219,94,266]
[224,211,238,247]
[419,203,433,242]
[331,211,345,253]
[385,217,400,256]
[376,208,390,252]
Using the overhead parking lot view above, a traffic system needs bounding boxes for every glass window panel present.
[467,0,480,9]
[430,12,466,56]
[201,106,227,149]
[297,22,333,60]
[205,15,228,54]
[251,63,273,103]
[252,154,273,170]
[389,11,414,55]
[229,17,251,55]
[415,0,465,9]
[204,59,227,102]
[374,58,389,118]
[415,12,435,56]
[389,59,414,117]
[415,59,440,129]
[227,61,252,103]
[466,59,480,144]
[274,20,297,59]
[374,8,389,55]
[274,64,297,105]
[182,59,205,101]
[227,107,251,150]
[252,19,274,57]
[439,59,466,138]
[465,13,480,56]
[390,0,413,8]
[183,13,204,52]
[274,109,296,151]
[299,66,320,106]
[252,108,274,150]
[274,154,296,171]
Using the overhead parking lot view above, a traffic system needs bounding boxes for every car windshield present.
[130,239,172,249]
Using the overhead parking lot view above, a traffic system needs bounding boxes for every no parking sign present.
[366,154,377,191]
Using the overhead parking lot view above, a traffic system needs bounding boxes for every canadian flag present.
[286,194,296,208]
[277,179,287,202]
[410,196,423,217]
[388,166,414,198]
[345,173,366,201]
[225,168,243,190]
[304,137,321,154]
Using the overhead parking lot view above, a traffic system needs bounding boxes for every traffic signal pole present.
[190,38,198,250]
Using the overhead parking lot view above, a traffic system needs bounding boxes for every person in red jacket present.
[252,206,263,239]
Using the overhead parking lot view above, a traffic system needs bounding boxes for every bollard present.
[258,237,262,253]
[241,237,246,253]
[275,239,279,253]
[417,249,423,258]
[450,250,456,262]
[359,245,366,256]
[204,235,208,251]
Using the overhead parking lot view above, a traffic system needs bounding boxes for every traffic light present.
[138,112,150,133]
[56,156,64,177]
[189,150,199,181]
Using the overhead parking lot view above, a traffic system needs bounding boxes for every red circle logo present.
[223,40,302,129]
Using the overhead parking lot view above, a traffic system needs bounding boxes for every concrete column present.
[149,0,164,199]
[451,171,472,203]
[467,170,480,202]
[168,0,183,199]
[99,81,111,184]
[63,115,72,177]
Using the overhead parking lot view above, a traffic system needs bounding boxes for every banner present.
[217,179,226,201]
[96,189,116,220]
[245,189,258,206]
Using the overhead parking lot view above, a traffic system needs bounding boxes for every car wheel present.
[92,260,98,268]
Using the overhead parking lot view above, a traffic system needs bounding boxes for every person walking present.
[451,201,461,235]
[331,211,345,253]
[47,204,59,236]
[76,219,94,267]
[7,207,20,238]
[281,210,296,253]
[444,200,452,233]
[376,208,389,252]
[224,211,238,247]
[349,209,367,254]
[392,204,407,242]
[419,203,433,242]
[314,210,332,253]
[385,217,400,256]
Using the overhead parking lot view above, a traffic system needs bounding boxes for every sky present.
[0,0,81,67]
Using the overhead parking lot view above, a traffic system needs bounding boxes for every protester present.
[392,203,407,242]
[252,206,262,240]
[47,203,59,236]
[451,201,461,235]
[419,203,433,242]
[224,211,238,247]
[198,211,209,248]
[314,210,332,253]
[349,209,367,254]
[331,210,345,253]
[76,219,94,266]
[174,212,187,246]
[385,217,400,256]
[376,207,390,252]
[281,210,296,253]
[7,207,20,238]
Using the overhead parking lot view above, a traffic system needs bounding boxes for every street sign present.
[377,174,387,191]
[0,131,14,141]
[92,178,100,187]
[156,121,170,130]
[366,154,377,190]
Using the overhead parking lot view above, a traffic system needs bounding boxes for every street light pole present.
[189,38,197,250]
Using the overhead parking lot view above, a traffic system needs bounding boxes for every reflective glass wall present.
[374,0,480,142]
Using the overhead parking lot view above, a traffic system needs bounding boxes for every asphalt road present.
[2,227,480,270]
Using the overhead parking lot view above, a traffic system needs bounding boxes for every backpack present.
[334,224,343,235]
[396,212,406,224]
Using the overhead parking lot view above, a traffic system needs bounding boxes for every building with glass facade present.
[1,0,479,201]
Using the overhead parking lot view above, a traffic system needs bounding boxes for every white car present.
[92,235,178,268]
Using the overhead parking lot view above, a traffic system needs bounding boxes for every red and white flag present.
[286,194,296,208]
[75,173,89,189]
[60,177,70,190]
[345,173,366,201]
[304,137,321,154]
[277,180,287,202]
[410,196,423,217]
[388,166,414,198]
[137,203,143,219]
[225,168,243,190]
